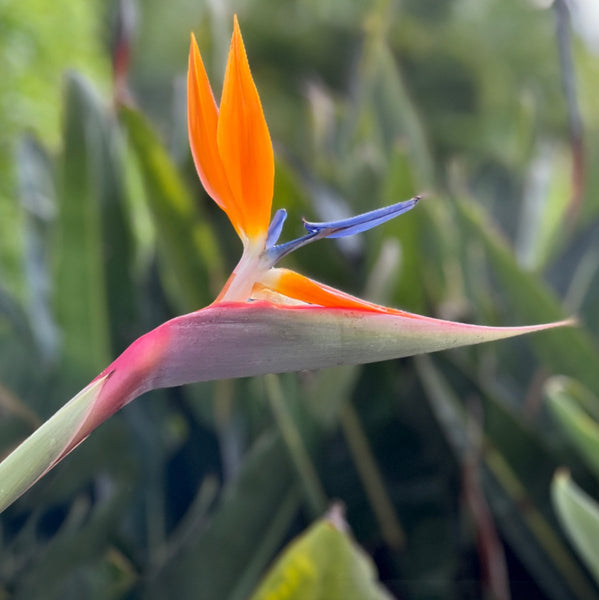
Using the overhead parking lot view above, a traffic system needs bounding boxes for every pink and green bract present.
[0,17,571,511]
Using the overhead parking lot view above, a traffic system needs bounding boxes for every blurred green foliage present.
[0,0,108,300]
[2,0,599,598]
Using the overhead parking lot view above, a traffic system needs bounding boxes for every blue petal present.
[266,208,287,248]
[264,196,421,266]
[302,196,420,238]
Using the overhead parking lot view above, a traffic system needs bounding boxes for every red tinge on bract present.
[188,16,273,244]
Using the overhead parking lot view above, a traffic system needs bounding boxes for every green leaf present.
[0,0,108,300]
[417,355,599,600]
[16,135,59,364]
[515,143,572,270]
[456,197,599,392]
[349,26,433,187]
[119,105,224,312]
[250,506,392,600]
[546,377,599,479]
[11,486,135,599]
[149,433,300,600]
[264,374,328,517]
[55,73,113,376]
[378,145,428,313]
[0,376,107,513]
[552,471,599,586]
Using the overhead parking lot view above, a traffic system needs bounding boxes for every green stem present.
[264,374,327,517]
[339,402,405,549]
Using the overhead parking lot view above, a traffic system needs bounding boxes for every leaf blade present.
[552,471,599,586]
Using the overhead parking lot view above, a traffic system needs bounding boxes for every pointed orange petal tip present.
[257,268,421,316]
[188,32,243,235]
[216,15,274,242]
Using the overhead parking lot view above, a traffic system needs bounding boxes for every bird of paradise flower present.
[0,16,571,512]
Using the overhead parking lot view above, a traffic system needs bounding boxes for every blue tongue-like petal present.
[302,196,420,238]
[265,195,421,265]
[266,208,287,248]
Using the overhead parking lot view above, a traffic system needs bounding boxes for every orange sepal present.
[188,34,239,232]
[258,269,421,318]
[217,15,274,241]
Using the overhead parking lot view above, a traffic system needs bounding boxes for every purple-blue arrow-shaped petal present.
[302,196,420,238]
[266,208,287,248]
[265,196,421,265]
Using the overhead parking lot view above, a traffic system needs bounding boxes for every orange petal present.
[258,268,422,318]
[188,34,240,234]
[217,16,274,241]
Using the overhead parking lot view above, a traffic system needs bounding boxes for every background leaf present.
[250,506,393,600]
[546,377,599,478]
[552,471,599,586]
